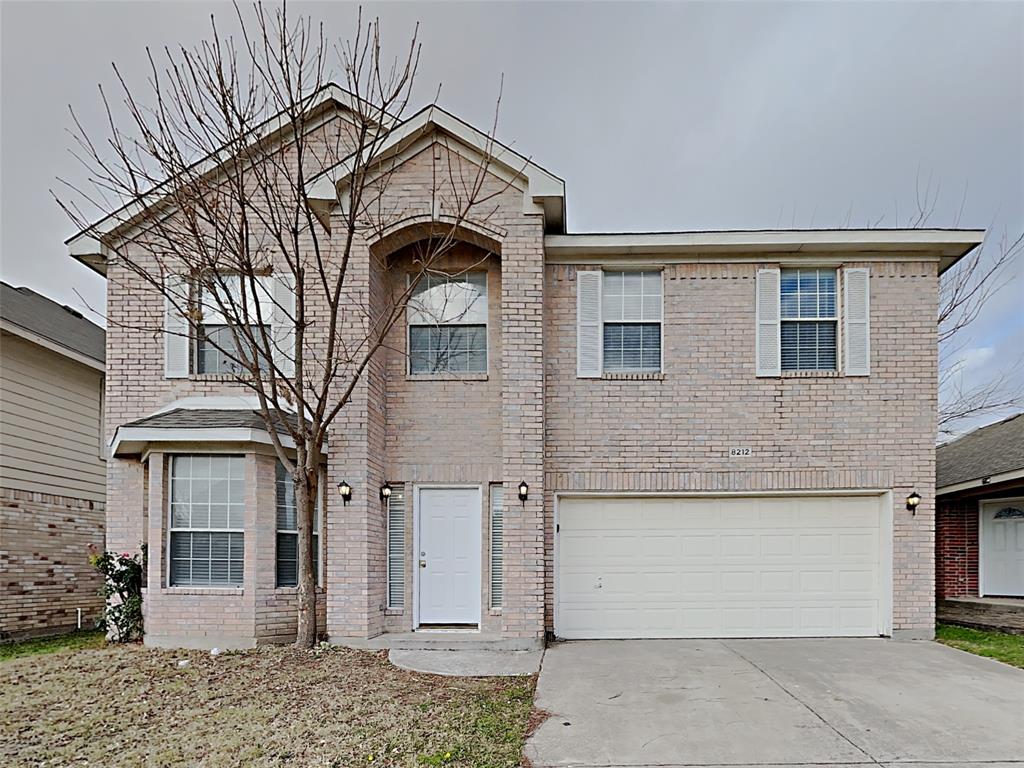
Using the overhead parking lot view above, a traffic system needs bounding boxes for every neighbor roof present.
[937,413,1024,492]
[0,281,105,369]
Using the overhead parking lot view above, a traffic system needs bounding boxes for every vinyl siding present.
[0,332,105,502]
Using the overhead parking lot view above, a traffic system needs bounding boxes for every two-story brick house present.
[67,85,983,648]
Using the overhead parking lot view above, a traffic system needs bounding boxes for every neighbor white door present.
[981,500,1024,597]
[417,487,482,625]
[556,495,888,639]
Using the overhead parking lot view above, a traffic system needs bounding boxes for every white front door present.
[417,487,482,625]
[982,500,1024,597]
[556,495,888,639]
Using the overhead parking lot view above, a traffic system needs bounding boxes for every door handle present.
[419,560,427,568]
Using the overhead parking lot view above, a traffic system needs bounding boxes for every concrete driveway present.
[526,638,1024,768]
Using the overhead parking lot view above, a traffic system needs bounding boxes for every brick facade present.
[936,496,980,599]
[0,488,105,639]
[96,105,950,648]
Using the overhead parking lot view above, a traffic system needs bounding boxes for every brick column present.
[500,217,546,640]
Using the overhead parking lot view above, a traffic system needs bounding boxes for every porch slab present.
[938,597,1024,634]
[389,648,543,676]
[332,631,544,651]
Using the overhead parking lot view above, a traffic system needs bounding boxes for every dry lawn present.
[0,641,534,767]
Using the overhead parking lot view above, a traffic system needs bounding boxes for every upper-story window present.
[601,270,662,373]
[196,275,273,375]
[779,268,837,371]
[407,271,488,375]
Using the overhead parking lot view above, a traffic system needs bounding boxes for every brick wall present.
[0,487,105,639]
[936,496,979,599]
[543,260,940,637]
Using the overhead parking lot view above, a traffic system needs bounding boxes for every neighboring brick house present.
[935,413,1024,633]
[0,282,106,640]
[66,85,985,648]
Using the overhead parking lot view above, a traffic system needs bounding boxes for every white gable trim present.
[937,467,1024,496]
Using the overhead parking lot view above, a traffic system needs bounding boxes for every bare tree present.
[56,4,515,647]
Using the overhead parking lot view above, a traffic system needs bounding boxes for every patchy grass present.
[936,623,1024,669]
[0,630,105,661]
[0,642,534,767]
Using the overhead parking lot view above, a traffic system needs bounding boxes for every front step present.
[335,631,544,652]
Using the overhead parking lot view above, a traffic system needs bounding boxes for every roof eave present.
[543,229,985,269]
[0,318,105,371]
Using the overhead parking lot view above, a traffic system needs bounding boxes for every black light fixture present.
[906,491,922,514]
[380,482,393,503]
[338,480,352,506]
[518,480,529,505]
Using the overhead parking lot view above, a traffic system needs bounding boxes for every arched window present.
[993,506,1024,520]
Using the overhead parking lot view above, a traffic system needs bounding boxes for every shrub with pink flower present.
[88,544,145,642]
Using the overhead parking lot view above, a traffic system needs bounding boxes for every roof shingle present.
[0,282,105,364]
[936,413,1024,490]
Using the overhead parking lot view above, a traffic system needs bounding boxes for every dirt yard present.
[0,639,534,767]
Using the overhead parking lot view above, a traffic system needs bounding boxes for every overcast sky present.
[2,1,1022,432]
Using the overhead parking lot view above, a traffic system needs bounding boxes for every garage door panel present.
[557,495,885,639]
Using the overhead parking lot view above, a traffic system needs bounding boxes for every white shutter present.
[386,484,406,609]
[490,486,504,609]
[577,270,603,377]
[755,268,781,377]
[272,272,296,378]
[164,273,190,378]
[844,267,871,376]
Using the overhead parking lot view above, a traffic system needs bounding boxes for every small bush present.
[88,545,145,642]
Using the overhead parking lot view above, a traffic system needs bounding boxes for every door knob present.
[419,560,427,568]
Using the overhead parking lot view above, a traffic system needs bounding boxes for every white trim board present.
[938,468,1024,496]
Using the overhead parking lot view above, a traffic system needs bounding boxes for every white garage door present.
[556,495,888,639]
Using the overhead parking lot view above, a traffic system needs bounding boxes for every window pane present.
[780,268,837,320]
[781,320,837,371]
[603,323,661,372]
[197,324,270,374]
[277,532,298,587]
[409,324,486,374]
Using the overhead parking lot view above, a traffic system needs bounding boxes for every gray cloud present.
[2,1,1021,431]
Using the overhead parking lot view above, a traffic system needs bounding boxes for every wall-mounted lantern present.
[906,491,922,514]
[518,481,529,505]
[380,482,393,503]
[338,481,353,506]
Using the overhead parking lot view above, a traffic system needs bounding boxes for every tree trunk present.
[294,455,318,649]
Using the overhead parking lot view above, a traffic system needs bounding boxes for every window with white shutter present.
[386,483,406,609]
[843,267,871,376]
[490,485,504,609]
[779,268,837,372]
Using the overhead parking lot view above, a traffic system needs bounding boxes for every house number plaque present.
[729,446,752,458]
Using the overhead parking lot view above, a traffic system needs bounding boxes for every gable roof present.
[0,281,105,370]
[937,413,1024,493]
[66,83,368,276]
[305,103,566,232]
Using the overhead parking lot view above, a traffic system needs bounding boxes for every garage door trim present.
[553,490,894,639]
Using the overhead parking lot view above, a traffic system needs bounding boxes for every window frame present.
[600,269,664,374]
[406,270,489,376]
[274,461,323,589]
[779,267,840,373]
[166,453,246,589]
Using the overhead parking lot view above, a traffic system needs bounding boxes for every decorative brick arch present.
[365,214,505,260]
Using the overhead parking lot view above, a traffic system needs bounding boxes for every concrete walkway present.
[526,638,1024,768]
[389,648,543,676]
